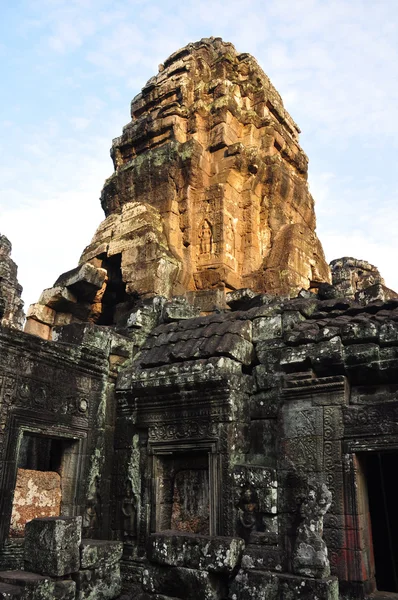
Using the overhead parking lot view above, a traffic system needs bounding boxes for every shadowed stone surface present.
[228,569,279,600]
[24,517,82,577]
[72,564,121,600]
[142,565,227,600]
[80,540,123,570]
[148,532,245,573]
[292,481,332,578]
[0,581,22,599]
[0,572,55,599]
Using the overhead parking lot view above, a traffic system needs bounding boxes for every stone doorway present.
[10,433,80,537]
[360,451,398,594]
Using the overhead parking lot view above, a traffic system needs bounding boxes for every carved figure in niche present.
[144,232,158,261]
[83,475,101,531]
[236,486,263,541]
[122,479,138,541]
[225,217,235,256]
[292,479,332,579]
[199,220,213,255]
[171,469,209,535]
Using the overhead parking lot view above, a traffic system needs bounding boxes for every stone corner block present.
[277,573,339,600]
[229,569,279,600]
[54,263,107,301]
[24,516,82,577]
[80,539,123,569]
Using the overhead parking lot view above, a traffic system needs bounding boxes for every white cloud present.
[70,117,91,130]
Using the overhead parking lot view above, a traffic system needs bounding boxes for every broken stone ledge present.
[147,531,245,574]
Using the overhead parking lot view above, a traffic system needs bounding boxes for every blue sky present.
[1,0,398,308]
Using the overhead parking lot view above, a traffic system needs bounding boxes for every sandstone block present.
[142,565,226,600]
[38,286,77,311]
[24,516,82,576]
[0,572,55,598]
[162,298,200,322]
[228,569,279,600]
[53,312,73,326]
[10,469,61,537]
[185,289,228,312]
[147,532,245,574]
[72,564,121,600]
[241,546,282,572]
[80,540,123,569]
[330,257,398,301]
[252,315,282,342]
[54,263,107,302]
[52,322,112,353]
[24,319,51,340]
[278,574,339,600]
[0,582,22,599]
[53,580,76,600]
[26,303,56,326]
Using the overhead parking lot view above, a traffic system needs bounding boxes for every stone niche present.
[9,433,80,537]
[153,447,210,535]
[115,353,252,546]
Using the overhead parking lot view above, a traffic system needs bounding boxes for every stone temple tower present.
[83,37,330,297]
[3,38,398,600]
[27,37,330,334]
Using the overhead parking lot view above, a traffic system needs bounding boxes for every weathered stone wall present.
[112,287,398,599]
[0,234,24,329]
[0,323,132,562]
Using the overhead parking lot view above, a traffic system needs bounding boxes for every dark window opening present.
[97,253,130,325]
[18,434,64,472]
[361,451,398,593]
